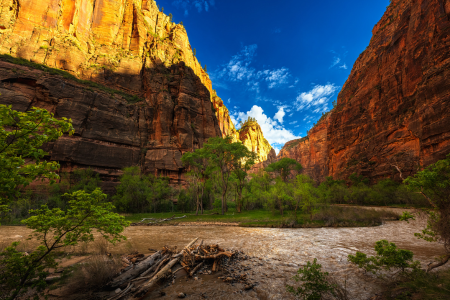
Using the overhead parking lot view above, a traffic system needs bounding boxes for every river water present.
[0,209,446,299]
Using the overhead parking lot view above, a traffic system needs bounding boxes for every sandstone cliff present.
[279,0,450,182]
[0,0,273,187]
[238,120,273,164]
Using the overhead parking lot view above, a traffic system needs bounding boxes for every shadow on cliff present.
[0,55,223,192]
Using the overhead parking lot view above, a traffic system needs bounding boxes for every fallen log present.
[139,254,169,278]
[108,251,161,288]
[132,237,199,298]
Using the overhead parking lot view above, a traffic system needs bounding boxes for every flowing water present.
[0,209,446,299]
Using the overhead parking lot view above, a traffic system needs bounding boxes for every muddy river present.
[1,209,446,299]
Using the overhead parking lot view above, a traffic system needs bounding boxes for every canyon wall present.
[279,0,450,182]
[0,0,273,188]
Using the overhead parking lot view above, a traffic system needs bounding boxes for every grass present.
[0,53,143,104]
[124,206,400,228]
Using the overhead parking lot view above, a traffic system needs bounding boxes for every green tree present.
[169,13,173,22]
[266,157,302,182]
[201,136,255,215]
[204,64,207,72]
[193,48,196,56]
[294,175,319,221]
[182,149,211,215]
[266,178,293,216]
[403,154,450,270]
[231,148,256,212]
[0,189,129,300]
[0,105,73,215]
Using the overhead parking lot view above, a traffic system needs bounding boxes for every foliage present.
[266,157,303,182]
[0,189,129,300]
[265,178,293,216]
[404,154,450,251]
[286,258,336,300]
[112,167,172,213]
[293,175,320,221]
[348,240,420,277]
[199,136,256,215]
[0,105,73,211]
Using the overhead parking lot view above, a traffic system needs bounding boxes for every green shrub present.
[348,240,420,277]
[286,258,337,300]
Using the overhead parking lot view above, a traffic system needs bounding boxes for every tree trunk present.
[200,186,204,214]
[221,191,226,215]
[195,188,199,216]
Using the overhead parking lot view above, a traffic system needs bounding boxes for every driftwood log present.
[133,238,199,297]
[132,215,187,225]
[108,251,162,288]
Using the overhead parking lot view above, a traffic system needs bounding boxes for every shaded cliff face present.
[0,59,221,189]
[279,0,450,182]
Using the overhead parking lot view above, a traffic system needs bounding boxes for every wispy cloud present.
[329,57,341,69]
[215,45,292,92]
[217,44,257,81]
[232,105,300,145]
[329,49,348,70]
[289,121,298,125]
[294,84,339,113]
[271,28,281,34]
[172,0,216,15]
[258,67,290,88]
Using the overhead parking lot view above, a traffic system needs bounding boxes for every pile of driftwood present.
[106,238,254,300]
[130,214,187,226]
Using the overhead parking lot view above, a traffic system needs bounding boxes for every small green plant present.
[348,240,420,277]
[286,258,337,300]
[0,189,129,300]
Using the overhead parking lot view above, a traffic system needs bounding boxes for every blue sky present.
[156,0,390,153]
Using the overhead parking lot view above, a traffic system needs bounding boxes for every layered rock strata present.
[279,0,450,182]
[0,0,273,186]
[0,59,221,189]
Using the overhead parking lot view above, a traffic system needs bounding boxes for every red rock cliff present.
[0,0,273,188]
[279,0,450,182]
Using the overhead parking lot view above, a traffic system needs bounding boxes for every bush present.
[348,240,420,277]
[286,258,337,300]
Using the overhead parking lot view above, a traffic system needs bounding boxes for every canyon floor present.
[1,207,449,300]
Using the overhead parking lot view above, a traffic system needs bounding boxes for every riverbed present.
[0,211,446,299]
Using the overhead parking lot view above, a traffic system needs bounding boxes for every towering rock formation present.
[238,120,273,164]
[279,0,450,182]
[0,0,273,188]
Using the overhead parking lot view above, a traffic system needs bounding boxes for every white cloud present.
[339,64,348,70]
[215,45,292,91]
[227,98,231,103]
[217,44,257,82]
[274,107,285,124]
[294,84,339,112]
[289,121,298,125]
[272,146,281,154]
[234,105,300,145]
[261,67,290,88]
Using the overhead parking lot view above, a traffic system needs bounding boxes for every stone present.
[177,292,186,298]
[279,0,450,183]
[0,0,274,186]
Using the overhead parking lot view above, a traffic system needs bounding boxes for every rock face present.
[278,114,330,182]
[0,0,273,188]
[238,121,273,164]
[279,0,450,182]
[0,59,221,190]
